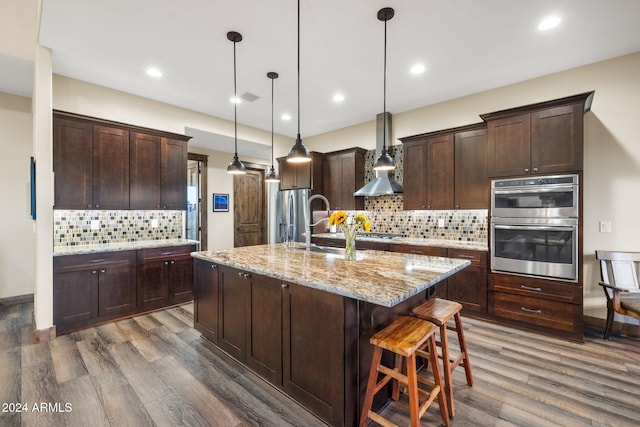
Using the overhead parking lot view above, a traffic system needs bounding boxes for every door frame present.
[188,153,208,251]
[234,161,268,247]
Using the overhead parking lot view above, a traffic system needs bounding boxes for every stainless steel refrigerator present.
[269,187,309,244]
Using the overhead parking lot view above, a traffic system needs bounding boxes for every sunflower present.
[329,210,347,226]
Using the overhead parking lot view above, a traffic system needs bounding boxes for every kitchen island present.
[191,243,469,426]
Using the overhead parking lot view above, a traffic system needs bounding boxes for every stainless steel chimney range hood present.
[354,112,403,197]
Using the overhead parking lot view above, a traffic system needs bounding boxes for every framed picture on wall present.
[213,193,229,212]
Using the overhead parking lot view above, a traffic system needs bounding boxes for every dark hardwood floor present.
[1,301,639,426]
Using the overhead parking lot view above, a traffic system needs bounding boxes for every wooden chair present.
[596,250,640,339]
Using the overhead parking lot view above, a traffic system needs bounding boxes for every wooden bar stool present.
[359,316,450,427]
[411,298,473,417]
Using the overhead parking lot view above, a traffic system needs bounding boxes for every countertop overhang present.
[191,243,470,307]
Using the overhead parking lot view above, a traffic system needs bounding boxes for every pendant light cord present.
[297,0,301,138]
[233,38,238,156]
[383,16,387,151]
[271,75,275,165]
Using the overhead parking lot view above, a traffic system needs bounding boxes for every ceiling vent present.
[240,92,260,102]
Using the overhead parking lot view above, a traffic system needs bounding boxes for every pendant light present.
[226,31,247,175]
[265,71,280,183]
[373,7,396,171]
[286,0,311,163]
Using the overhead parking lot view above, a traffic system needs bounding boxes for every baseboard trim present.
[0,293,34,306]
[584,315,640,338]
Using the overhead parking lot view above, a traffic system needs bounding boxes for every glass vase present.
[343,227,357,261]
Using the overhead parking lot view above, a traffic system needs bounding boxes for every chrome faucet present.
[306,194,331,250]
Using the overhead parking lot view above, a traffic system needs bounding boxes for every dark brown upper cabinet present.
[401,123,488,211]
[277,151,323,191]
[53,111,190,210]
[323,147,366,210]
[481,92,594,177]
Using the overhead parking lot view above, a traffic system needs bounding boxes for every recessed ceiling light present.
[146,67,162,78]
[538,16,561,31]
[333,93,345,103]
[281,113,291,121]
[230,96,242,104]
[410,64,426,74]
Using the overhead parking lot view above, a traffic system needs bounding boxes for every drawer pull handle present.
[520,307,542,314]
[520,285,542,292]
[409,250,424,254]
[90,259,106,263]
[162,252,174,255]
[458,255,475,259]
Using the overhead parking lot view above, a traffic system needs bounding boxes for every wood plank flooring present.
[1,301,639,426]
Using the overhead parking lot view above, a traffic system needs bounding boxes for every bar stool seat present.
[411,298,473,417]
[359,316,450,427]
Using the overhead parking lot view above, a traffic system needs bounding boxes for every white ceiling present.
[34,0,640,146]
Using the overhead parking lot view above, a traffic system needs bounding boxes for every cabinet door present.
[194,260,219,344]
[161,138,188,209]
[53,269,99,333]
[426,134,454,209]
[169,254,194,305]
[137,259,170,311]
[53,117,93,209]
[97,261,137,320]
[447,265,487,313]
[455,128,488,209]
[93,125,130,209]
[130,132,161,209]
[218,266,249,361]
[277,157,311,190]
[487,113,531,177]
[323,150,365,210]
[531,103,583,174]
[283,282,344,427]
[246,275,283,386]
[402,140,428,210]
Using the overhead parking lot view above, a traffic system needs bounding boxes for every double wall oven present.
[490,174,579,282]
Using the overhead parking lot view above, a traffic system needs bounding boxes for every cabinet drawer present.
[447,248,486,267]
[489,273,581,304]
[356,240,390,251]
[313,237,344,248]
[137,245,195,263]
[54,250,135,272]
[490,291,581,333]
[390,244,447,257]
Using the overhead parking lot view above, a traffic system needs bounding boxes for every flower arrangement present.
[328,210,371,260]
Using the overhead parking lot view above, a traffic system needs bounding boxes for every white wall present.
[0,93,35,299]
[306,51,640,322]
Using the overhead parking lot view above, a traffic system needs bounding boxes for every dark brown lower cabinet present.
[489,272,583,341]
[53,251,136,334]
[137,245,195,311]
[54,244,195,335]
[193,259,429,426]
[193,260,219,344]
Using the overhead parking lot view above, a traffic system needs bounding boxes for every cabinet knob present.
[88,204,92,208]
[91,270,97,274]
[165,261,170,265]
[243,273,251,278]
[281,283,289,289]
[210,264,217,269]
[524,168,529,173]
[456,204,460,209]
[170,260,175,264]
[100,269,106,273]
[533,167,539,173]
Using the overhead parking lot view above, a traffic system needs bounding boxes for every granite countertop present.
[312,233,488,251]
[192,242,470,307]
[53,239,199,256]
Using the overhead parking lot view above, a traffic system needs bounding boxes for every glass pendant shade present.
[227,154,246,174]
[373,148,395,171]
[265,165,279,182]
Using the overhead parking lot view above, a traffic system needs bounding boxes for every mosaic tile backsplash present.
[54,210,184,247]
[359,145,487,242]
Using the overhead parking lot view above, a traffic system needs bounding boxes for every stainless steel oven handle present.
[493,186,574,195]
[493,224,575,232]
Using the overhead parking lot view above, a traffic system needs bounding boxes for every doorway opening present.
[187,153,208,251]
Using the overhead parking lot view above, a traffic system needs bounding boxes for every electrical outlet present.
[599,220,612,233]
[151,219,159,228]
[437,218,445,228]
[90,220,100,230]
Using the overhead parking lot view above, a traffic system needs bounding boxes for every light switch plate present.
[599,220,612,233]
